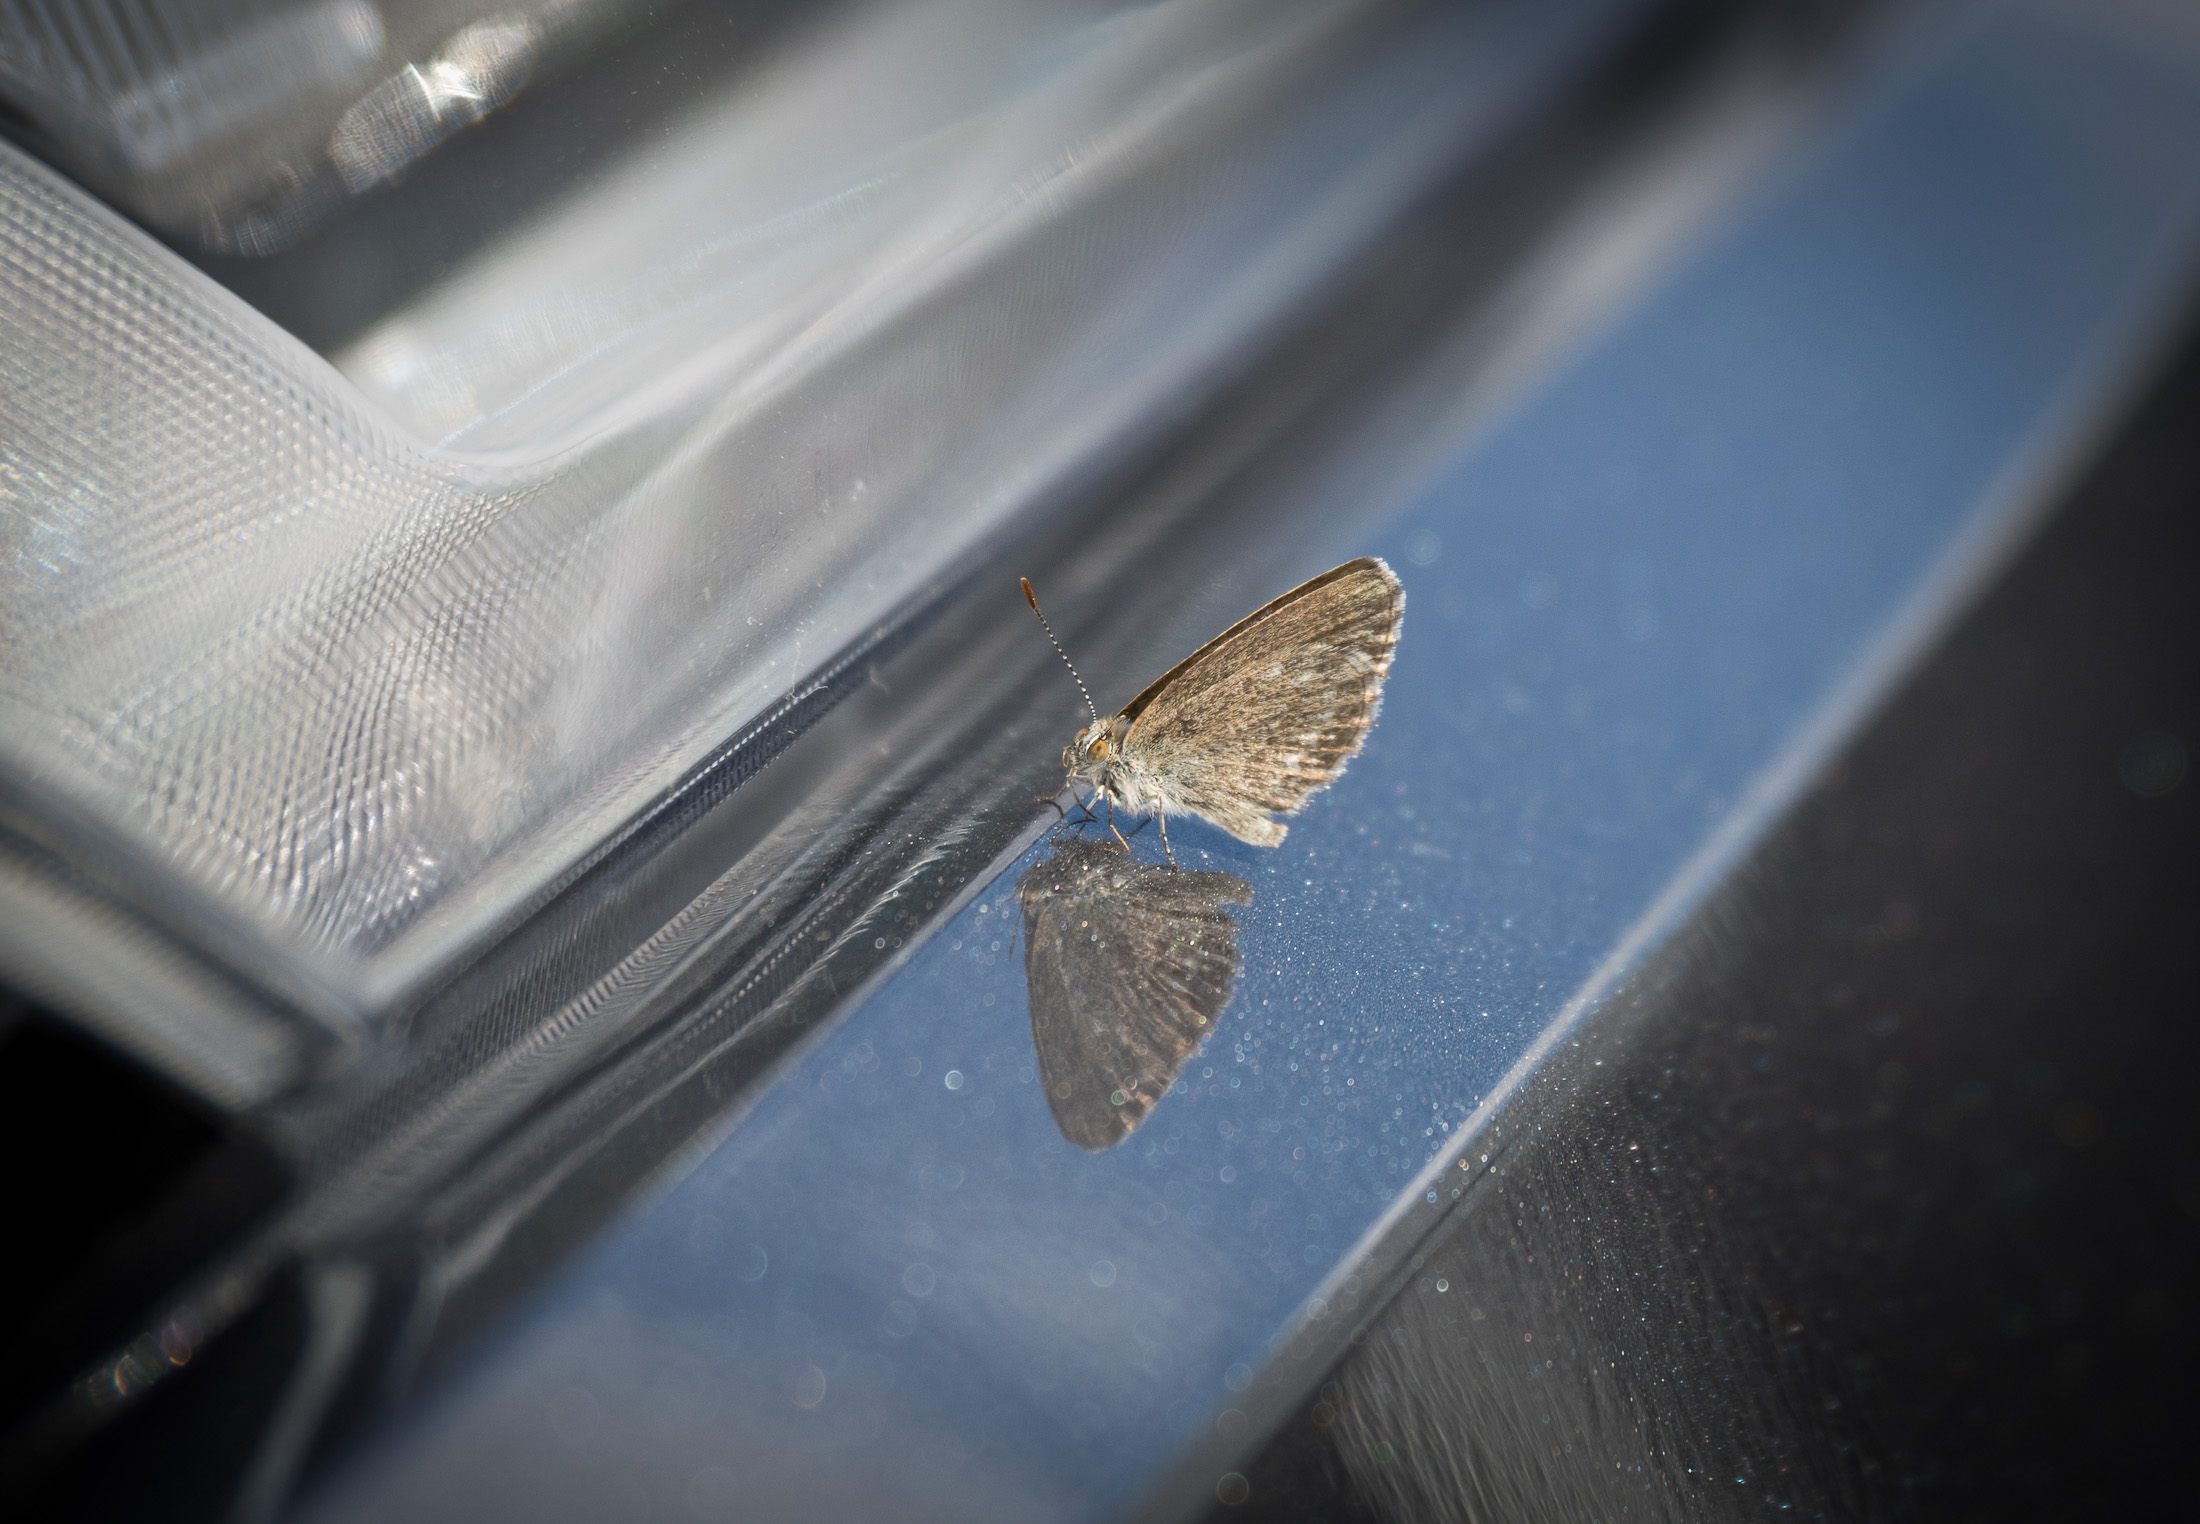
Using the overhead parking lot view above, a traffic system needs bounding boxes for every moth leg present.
[1156,811,1178,870]
[1105,795,1131,853]
[1047,791,1102,842]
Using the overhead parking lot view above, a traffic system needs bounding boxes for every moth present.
[1022,556,1404,861]
[1016,836,1251,1149]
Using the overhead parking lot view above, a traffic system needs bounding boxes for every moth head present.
[1065,720,1109,772]
[1064,717,1127,780]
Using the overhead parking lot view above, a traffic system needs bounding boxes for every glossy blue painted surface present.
[305,8,2200,1521]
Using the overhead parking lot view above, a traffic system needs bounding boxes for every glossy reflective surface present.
[1283,311,2200,1520]
[297,3,2200,1521]
[1018,836,1252,1151]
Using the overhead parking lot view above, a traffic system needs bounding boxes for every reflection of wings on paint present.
[1016,837,1251,1151]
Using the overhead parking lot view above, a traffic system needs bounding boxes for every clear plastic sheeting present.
[0,0,1634,1022]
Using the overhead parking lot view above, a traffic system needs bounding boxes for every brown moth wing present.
[1017,837,1250,1151]
[1120,557,1404,846]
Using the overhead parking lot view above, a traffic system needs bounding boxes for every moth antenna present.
[1021,577,1101,728]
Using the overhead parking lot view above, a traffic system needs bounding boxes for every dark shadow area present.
[1215,307,2200,1520]
[0,997,294,1519]
[0,999,288,1439]
[8,1267,313,1524]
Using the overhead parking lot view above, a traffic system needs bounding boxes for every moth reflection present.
[1015,836,1252,1151]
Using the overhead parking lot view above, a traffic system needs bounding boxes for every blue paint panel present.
[306,10,2200,1523]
